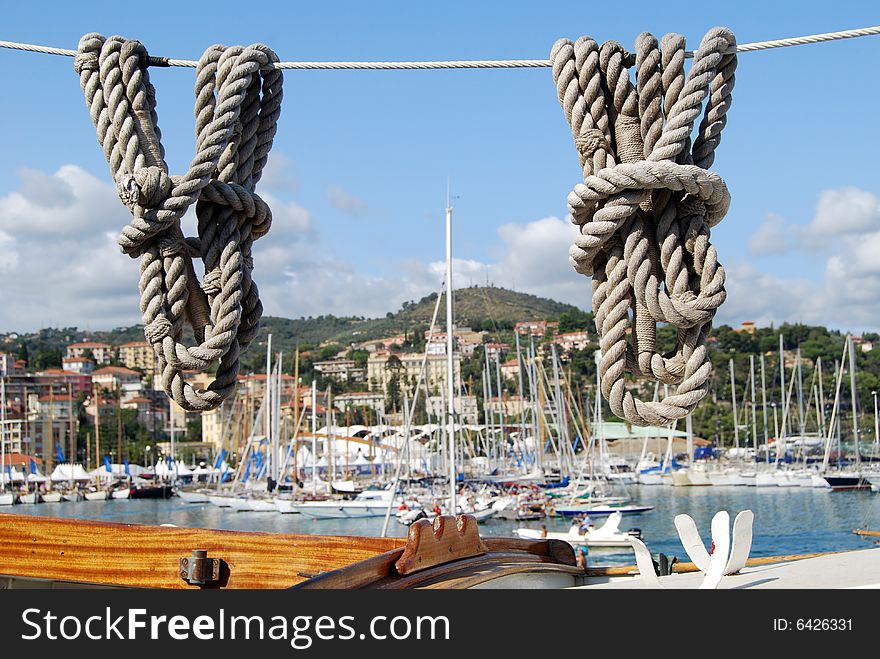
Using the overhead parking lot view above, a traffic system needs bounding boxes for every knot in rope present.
[115,167,173,210]
[551,27,737,426]
[75,33,284,411]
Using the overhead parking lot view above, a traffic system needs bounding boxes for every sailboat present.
[0,377,16,505]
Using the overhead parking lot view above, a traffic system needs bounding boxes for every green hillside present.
[1,286,587,372]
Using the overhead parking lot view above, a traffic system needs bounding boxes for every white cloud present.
[325,185,369,216]
[254,215,588,323]
[0,165,316,333]
[749,213,797,256]
[806,187,880,238]
[9,165,879,337]
[257,152,298,194]
[0,165,126,236]
[0,230,18,273]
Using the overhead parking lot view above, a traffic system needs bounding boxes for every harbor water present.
[3,486,878,567]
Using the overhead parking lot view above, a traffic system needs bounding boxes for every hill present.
[1,286,587,371]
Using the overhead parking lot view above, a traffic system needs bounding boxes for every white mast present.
[275,351,283,484]
[311,379,317,494]
[265,333,272,481]
[445,191,456,514]
[848,335,860,469]
[750,355,758,456]
[1,377,6,492]
[760,353,769,462]
[730,358,739,449]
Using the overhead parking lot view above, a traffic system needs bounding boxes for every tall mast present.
[514,331,526,470]
[293,349,300,484]
[265,334,272,480]
[848,335,861,469]
[530,336,541,472]
[1,377,6,492]
[796,347,805,438]
[750,355,758,456]
[311,379,317,494]
[94,383,101,487]
[47,384,54,488]
[444,193,456,514]
[275,351,283,483]
[779,334,787,437]
[729,358,739,449]
[817,357,826,439]
[760,353,768,462]
[68,382,75,487]
[494,352,505,469]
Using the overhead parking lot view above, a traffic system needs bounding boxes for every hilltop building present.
[65,341,115,365]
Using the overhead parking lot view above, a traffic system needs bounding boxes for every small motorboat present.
[111,487,131,499]
[41,491,63,503]
[514,512,642,548]
[552,503,654,517]
[62,491,84,502]
[84,490,108,501]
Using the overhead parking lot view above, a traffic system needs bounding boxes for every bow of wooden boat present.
[0,513,404,589]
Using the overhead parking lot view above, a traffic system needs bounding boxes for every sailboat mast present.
[729,358,739,449]
[848,335,860,468]
[494,352,504,469]
[750,355,758,456]
[311,379,317,494]
[1,377,6,493]
[68,382,75,486]
[760,353,769,462]
[817,357,827,438]
[530,336,541,473]
[514,332,526,469]
[796,347,805,438]
[265,334,272,480]
[444,198,456,513]
[779,334,787,437]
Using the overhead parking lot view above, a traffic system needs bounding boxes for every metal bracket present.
[179,550,221,586]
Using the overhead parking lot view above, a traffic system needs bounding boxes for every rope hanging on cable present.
[74,33,283,411]
[551,27,736,427]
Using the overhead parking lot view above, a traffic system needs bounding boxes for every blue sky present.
[0,1,878,332]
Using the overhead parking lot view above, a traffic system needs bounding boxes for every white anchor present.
[627,510,754,589]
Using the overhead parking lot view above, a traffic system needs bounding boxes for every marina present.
[0,4,879,600]
[2,485,876,568]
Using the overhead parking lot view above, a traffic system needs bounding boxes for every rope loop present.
[75,33,283,411]
[551,27,737,426]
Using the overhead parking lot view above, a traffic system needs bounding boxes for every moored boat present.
[176,488,211,503]
[514,511,641,548]
[294,488,399,519]
[823,473,870,490]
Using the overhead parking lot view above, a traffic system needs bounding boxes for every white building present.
[66,341,115,365]
[367,351,461,398]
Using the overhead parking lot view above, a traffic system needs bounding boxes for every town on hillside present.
[2,286,879,475]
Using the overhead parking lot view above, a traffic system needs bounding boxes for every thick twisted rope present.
[74,34,283,411]
[551,27,736,426]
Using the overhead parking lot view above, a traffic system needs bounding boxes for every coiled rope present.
[74,34,283,411]
[551,27,736,426]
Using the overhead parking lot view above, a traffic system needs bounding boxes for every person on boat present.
[575,544,589,570]
[432,500,442,516]
[539,525,547,538]
[579,515,594,533]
